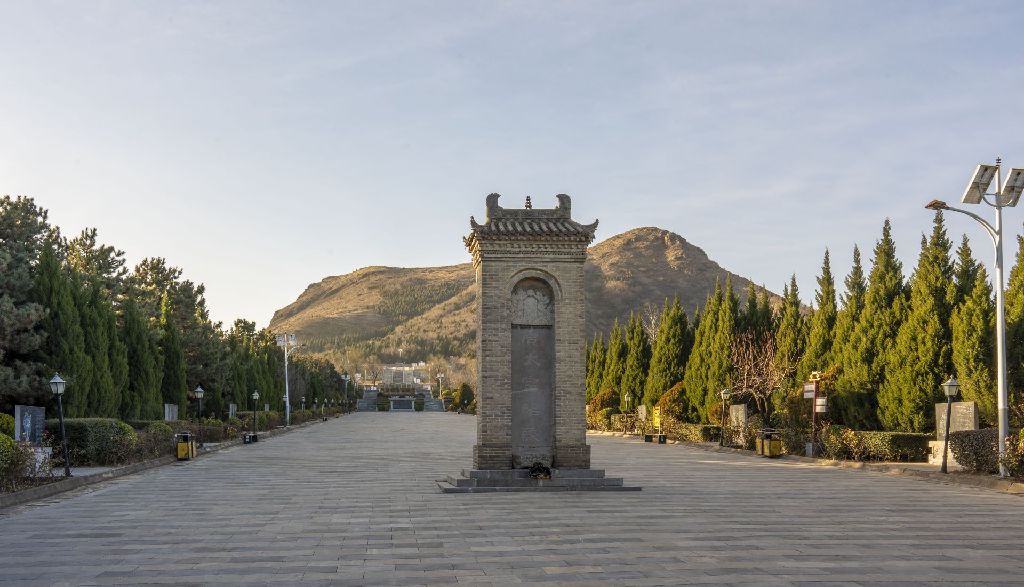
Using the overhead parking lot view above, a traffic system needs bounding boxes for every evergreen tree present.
[739,283,773,335]
[585,334,606,401]
[834,220,905,429]
[799,251,837,381]
[953,235,981,306]
[159,295,188,417]
[34,243,92,417]
[774,275,805,395]
[952,266,996,424]
[830,245,870,426]
[683,282,722,421]
[1005,235,1024,401]
[79,279,115,416]
[599,320,627,396]
[701,277,738,421]
[620,312,652,411]
[878,212,954,432]
[644,298,693,408]
[121,298,162,420]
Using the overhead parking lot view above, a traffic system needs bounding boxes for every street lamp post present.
[940,377,960,474]
[251,390,260,439]
[194,385,205,447]
[719,388,732,447]
[301,396,306,413]
[49,373,71,477]
[926,160,1023,476]
[275,333,299,427]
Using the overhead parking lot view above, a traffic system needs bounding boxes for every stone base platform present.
[438,468,641,493]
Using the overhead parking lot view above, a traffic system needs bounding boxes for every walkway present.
[2,412,1024,586]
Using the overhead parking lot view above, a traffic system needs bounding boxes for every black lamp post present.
[301,396,306,412]
[940,377,960,474]
[194,385,205,446]
[49,373,71,477]
[251,390,260,438]
[719,388,732,447]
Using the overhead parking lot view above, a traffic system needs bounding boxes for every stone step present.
[446,475,624,488]
[463,468,608,480]
[437,480,641,493]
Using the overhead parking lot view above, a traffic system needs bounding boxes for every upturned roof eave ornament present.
[465,193,599,246]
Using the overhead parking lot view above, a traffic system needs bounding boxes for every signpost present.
[806,372,826,457]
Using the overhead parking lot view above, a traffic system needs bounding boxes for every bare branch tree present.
[640,302,661,342]
[730,331,787,415]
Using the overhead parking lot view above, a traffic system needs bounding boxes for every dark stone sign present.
[14,405,45,446]
[935,401,980,440]
[511,278,554,468]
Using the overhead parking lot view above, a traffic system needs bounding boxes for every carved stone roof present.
[464,193,598,248]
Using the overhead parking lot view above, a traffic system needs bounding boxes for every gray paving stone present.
[3,412,1024,586]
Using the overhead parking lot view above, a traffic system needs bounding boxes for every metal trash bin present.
[756,428,783,458]
[175,432,196,461]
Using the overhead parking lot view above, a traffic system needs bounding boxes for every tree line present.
[587,213,1024,433]
[0,196,352,420]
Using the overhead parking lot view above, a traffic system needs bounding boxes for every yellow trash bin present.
[175,432,196,461]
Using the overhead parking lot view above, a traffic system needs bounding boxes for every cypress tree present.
[878,212,954,432]
[1005,235,1024,401]
[644,297,693,408]
[835,220,905,429]
[683,282,722,421]
[34,243,92,417]
[599,319,627,396]
[952,266,995,425]
[701,277,737,421]
[585,334,606,401]
[121,298,162,420]
[79,280,115,417]
[799,251,837,381]
[954,235,981,306]
[106,302,129,417]
[159,295,188,417]
[774,275,805,394]
[620,312,652,411]
[830,245,869,426]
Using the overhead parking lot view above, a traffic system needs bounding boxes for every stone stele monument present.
[439,193,638,492]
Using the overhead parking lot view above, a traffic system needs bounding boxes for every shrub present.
[414,394,425,412]
[610,413,638,433]
[0,434,41,492]
[376,394,390,411]
[135,422,176,459]
[819,426,930,462]
[949,428,999,474]
[1000,431,1024,477]
[44,418,139,466]
[0,413,14,438]
[662,416,720,443]
[654,382,687,421]
[587,387,619,413]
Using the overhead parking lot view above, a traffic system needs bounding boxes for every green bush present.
[949,428,999,473]
[610,413,638,433]
[821,425,931,462]
[0,434,40,492]
[0,413,14,438]
[134,422,176,459]
[291,409,314,424]
[0,433,14,471]
[376,394,390,411]
[1000,430,1024,477]
[663,416,720,443]
[44,418,138,466]
[414,394,425,412]
[236,411,282,431]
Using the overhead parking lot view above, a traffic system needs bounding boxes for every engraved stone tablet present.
[13,405,45,446]
[729,404,748,428]
[511,278,555,468]
[935,401,979,440]
[163,403,179,422]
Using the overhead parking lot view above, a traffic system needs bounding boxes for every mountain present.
[268,227,777,360]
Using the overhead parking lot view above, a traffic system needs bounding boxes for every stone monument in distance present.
[439,193,638,492]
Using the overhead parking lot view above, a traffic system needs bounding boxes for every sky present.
[2,1,1024,328]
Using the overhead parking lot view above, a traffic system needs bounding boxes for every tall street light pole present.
[194,385,205,447]
[926,160,1024,476]
[251,390,260,439]
[49,373,71,477]
[275,334,299,427]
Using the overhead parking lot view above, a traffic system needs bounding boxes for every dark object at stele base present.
[528,462,552,480]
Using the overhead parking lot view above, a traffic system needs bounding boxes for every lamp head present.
[252,390,260,400]
[719,388,732,399]
[194,385,205,399]
[941,376,960,398]
[925,199,948,211]
[49,373,67,396]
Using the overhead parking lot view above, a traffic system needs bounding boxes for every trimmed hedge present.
[820,426,930,462]
[948,428,999,473]
[44,418,138,466]
[668,422,720,443]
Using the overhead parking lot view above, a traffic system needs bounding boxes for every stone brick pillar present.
[464,194,598,470]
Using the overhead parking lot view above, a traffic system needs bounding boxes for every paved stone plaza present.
[3,413,1024,586]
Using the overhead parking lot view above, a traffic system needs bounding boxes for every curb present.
[587,429,1024,496]
[1,415,342,511]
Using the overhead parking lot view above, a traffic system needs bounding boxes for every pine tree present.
[620,312,652,411]
[830,245,870,426]
[952,266,996,424]
[159,295,188,417]
[878,212,954,432]
[774,275,805,395]
[683,282,722,421]
[585,334,606,401]
[834,220,905,429]
[79,279,115,417]
[34,243,92,417]
[953,235,981,307]
[644,298,693,408]
[599,320,627,395]
[799,251,837,381]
